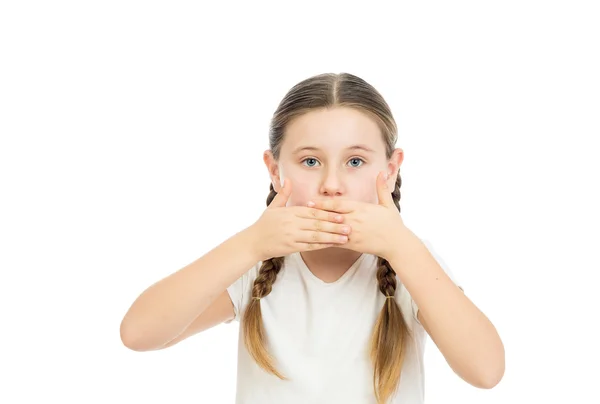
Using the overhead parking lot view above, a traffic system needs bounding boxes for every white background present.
[1,1,599,403]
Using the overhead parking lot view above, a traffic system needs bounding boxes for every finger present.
[297,207,344,223]
[300,230,349,245]
[268,178,292,209]
[299,217,351,235]
[306,198,354,213]
[376,171,394,208]
[300,243,337,251]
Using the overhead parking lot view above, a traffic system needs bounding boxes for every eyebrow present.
[291,144,376,155]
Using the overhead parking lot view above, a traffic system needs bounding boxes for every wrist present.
[384,224,415,262]
[241,223,265,262]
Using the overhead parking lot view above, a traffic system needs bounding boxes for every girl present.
[120,72,505,404]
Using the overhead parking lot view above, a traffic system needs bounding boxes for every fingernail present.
[307,201,315,207]
[339,235,348,242]
[336,215,343,222]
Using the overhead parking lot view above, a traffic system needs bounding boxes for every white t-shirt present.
[226,239,461,404]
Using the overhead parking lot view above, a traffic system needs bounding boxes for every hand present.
[306,171,407,261]
[250,178,352,261]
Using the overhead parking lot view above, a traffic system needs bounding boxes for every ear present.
[386,148,404,188]
[263,150,283,192]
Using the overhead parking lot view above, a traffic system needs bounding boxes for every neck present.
[300,247,363,283]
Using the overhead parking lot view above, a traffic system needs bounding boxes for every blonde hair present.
[242,72,411,403]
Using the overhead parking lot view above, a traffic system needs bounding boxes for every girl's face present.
[264,107,404,207]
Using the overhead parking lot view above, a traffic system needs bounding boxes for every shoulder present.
[225,260,263,322]
[225,255,295,322]
[230,259,264,290]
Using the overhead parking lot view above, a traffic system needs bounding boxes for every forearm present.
[387,228,505,388]
[120,226,260,350]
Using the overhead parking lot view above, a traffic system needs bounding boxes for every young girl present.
[120,72,505,404]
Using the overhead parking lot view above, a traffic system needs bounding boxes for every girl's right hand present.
[250,178,351,261]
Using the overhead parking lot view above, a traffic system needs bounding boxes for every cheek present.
[286,176,314,207]
[358,185,378,203]
[353,173,379,203]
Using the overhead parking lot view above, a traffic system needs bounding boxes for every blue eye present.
[348,158,364,168]
[301,157,365,168]
[302,158,319,167]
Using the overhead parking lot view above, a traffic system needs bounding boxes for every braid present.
[370,172,411,404]
[241,182,287,379]
[266,183,277,206]
[376,257,398,297]
[391,173,401,212]
[252,257,285,300]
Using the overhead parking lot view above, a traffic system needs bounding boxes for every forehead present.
[281,107,385,154]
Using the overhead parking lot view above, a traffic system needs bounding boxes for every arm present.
[388,228,505,389]
[119,226,261,351]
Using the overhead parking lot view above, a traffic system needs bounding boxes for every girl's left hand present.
[306,171,409,261]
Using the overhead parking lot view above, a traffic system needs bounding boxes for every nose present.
[319,168,345,197]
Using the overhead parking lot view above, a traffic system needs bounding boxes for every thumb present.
[376,171,394,207]
[268,178,292,208]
